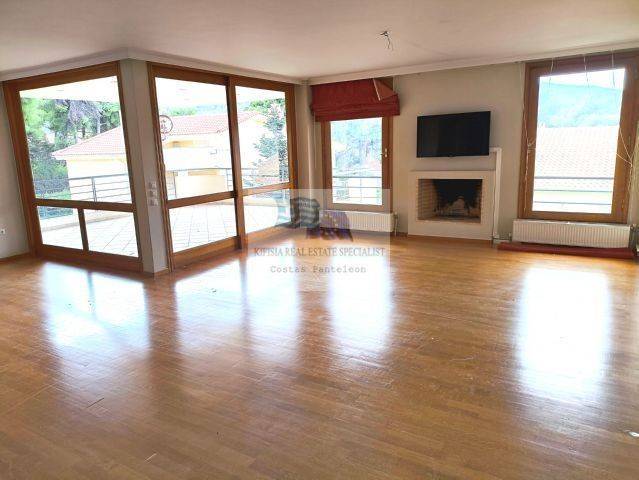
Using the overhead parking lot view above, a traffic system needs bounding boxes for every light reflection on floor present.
[41,264,149,351]
[326,240,392,358]
[517,266,611,403]
[172,239,302,364]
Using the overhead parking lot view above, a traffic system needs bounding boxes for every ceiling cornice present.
[0,49,129,82]
[307,39,639,85]
[126,48,304,84]
[2,39,638,86]
[0,48,304,84]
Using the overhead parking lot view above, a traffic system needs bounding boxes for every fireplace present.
[418,179,482,222]
[409,150,501,240]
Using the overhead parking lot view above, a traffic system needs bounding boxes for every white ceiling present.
[1,0,638,82]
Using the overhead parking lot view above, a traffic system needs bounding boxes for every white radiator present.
[512,219,631,248]
[322,210,396,233]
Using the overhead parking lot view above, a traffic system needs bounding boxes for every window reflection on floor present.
[42,264,149,352]
[171,241,301,363]
[517,267,611,402]
[326,242,392,358]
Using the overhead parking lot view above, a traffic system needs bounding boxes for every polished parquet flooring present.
[1,235,638,479]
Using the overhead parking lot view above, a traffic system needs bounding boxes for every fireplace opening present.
[418,179,482,222]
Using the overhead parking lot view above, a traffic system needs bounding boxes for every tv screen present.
[417,111,490,157]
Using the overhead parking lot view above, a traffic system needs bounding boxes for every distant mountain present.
[537,82,622,128]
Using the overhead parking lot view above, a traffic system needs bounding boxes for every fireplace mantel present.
[408,147,502,241]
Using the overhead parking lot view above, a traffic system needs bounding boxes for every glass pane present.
[169,200,237,252]
[37,206,82,249]
[20,77,132,203]
[330,117,382,205]
[85,210,138,257]
[155,78,233,199]
[235,87,289,188]
[244,189,291,233]
[532,68,625,214]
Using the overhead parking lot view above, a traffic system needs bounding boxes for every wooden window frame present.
[321,116,393,213]
[147,63,297,270]
[518,51,639,223]
[2,62,142,272]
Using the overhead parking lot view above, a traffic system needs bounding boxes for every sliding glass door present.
[149,65,296,268]
[3,63,141,270]
[234,84,293,233]
[152,71,238,266]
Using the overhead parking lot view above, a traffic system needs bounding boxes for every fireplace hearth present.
[418,179,482,222]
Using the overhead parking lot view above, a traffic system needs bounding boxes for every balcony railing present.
[332,175,382,204]
[164,168,285,199]
[533,175,614,209]
[33,168,288,208]
[34,173,132,203]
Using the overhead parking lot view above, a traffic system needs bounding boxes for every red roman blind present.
[310,78,399,122]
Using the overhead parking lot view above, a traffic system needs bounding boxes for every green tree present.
[331,118,381,175]
[20,97,122,193]
[248,99,288,181]
[164,106,197,116]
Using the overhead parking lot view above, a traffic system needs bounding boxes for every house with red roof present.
[532,125,619,212]
[53,111,272,199]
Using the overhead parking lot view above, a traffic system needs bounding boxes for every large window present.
[149,65,296,268]
[520,53,639,222]
[152,71,238,265]
[155,78,233,200]
[236,87,289,188]
[3,63,141,270]
[322,117,391,211]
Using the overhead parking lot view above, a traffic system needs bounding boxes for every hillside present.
[537,82,622,127]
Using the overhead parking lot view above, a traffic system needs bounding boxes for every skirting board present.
[405,234,492,245]
[0,252,31,264]
[498,242,636,259]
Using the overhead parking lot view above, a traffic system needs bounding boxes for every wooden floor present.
[1,235,638,479]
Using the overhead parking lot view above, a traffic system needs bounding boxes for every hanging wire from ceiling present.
[380,30,394,51]
[583,54,590,88]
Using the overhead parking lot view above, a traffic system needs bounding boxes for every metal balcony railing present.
[533,175,614,207]
[33,173,132,203]
[332,175,382,204]
[164,168,285,199]
[33,168,289,209]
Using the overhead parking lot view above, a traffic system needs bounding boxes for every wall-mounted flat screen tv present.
[417,111,490,157]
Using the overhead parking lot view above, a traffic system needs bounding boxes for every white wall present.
[294,83,313,190]
[0,87,28,258]
[392,63,524,237]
